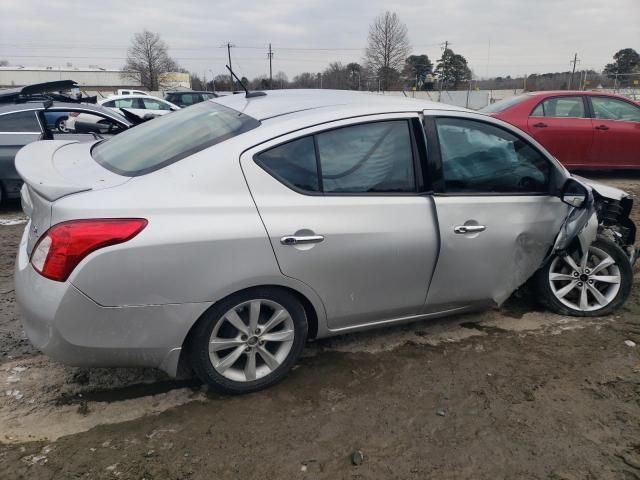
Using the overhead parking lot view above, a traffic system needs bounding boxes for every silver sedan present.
[14,90,636,394]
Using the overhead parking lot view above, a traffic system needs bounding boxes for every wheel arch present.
[174,284,322,378]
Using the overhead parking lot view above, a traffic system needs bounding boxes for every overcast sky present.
[1,0,638,80]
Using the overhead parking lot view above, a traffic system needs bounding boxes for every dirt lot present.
[1,175,640,479]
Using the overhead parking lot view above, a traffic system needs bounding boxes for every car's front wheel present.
[536,235,632,316]
[188,287,308,394]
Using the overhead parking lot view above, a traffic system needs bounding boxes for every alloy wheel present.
[208,299,295,382]
[57,119,69,133]
[549,245,621,312]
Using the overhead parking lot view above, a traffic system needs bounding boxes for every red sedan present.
[481,91,640,169]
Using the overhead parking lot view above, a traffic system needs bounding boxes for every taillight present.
[30,219,147,282]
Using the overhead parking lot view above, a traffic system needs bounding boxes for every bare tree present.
[274,71,289,89]
[365,11,411,90]
[122,30,179,91]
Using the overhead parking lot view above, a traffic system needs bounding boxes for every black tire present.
[536,235,632,317]
[55,116,69,132]
[188,287,308,395]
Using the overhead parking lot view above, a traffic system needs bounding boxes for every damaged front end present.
[578,176,637,265]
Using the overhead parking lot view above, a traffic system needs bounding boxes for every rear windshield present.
[92,101,259,176]
[480,95,529,113]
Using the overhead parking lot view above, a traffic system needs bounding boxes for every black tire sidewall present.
[189,287,308,394]
[55,117,68,132]
[537,235,633,317]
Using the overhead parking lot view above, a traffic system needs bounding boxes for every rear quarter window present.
[92,102,259,176]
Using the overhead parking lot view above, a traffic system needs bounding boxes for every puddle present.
[55,379,202,405]
[0,216,27,226]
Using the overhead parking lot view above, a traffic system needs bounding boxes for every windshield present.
[480,95,530,113]
[92,101,259,176]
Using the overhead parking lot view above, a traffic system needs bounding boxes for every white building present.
[0,66,143,91]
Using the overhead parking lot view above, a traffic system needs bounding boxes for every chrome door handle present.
[280,235,325,246]
[454,225,486,234]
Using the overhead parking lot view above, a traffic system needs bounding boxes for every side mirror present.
[561,178,589,208]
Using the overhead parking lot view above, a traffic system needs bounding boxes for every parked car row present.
[0,101,132,203]
[0,82,221,204]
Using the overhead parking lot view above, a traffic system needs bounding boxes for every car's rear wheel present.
[55,117,69,133]
[188,287,308,394]
[536,235,632,316]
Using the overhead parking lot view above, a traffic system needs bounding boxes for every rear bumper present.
[14,225,210,376]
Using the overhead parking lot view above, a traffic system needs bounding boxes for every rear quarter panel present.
[52,137,326,327]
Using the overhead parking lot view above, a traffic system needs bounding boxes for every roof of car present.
[166,91,215,95]
[525,90,631,98]
[212,89,467,121]
[101,94,169,102]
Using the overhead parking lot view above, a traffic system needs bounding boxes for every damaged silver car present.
[14,90,636,394]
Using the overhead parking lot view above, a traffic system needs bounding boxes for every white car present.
[99,95,180,118]
[66,95,180,132]
[117,89,149,96]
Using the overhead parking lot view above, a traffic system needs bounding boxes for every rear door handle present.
[595,124,609,130]
[454,225,486,234]
[532,122,548,128]
[280,235,325,246]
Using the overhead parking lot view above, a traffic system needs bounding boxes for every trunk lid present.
[15,140,131,254]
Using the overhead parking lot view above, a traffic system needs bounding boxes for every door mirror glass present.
[561,178,588,208]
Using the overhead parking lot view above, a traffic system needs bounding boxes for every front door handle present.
[280,235,325,246]
[595,124,610,130]
[532,122,548,128]
[454,225,486,234]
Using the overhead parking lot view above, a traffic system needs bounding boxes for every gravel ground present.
[1,174,640,479]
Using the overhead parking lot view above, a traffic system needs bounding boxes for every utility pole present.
[438,41,450,102]
[267,43,274,89]
[223,42,235,90]
[568,53,579,90]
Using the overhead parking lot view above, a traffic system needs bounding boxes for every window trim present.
[253,118,423,197]
[587,95,640,124]
[428,115,557,197]
[529,95,590,120]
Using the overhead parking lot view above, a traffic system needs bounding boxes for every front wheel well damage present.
[175,285,319,379]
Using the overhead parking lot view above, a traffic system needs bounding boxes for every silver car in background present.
[14,90,635,394]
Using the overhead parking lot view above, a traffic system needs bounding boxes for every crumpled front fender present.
[552,181,597,254]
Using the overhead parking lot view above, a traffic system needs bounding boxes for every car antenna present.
[225,65,266,99]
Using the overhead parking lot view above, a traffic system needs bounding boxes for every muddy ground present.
[1,175,640,479]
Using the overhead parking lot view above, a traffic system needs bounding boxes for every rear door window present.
[142,98,167,110]
[317,121,415,193]
[92,101,259,176]
[254,120,416,194]
[591,97,640,122]
[531,97,587,118]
